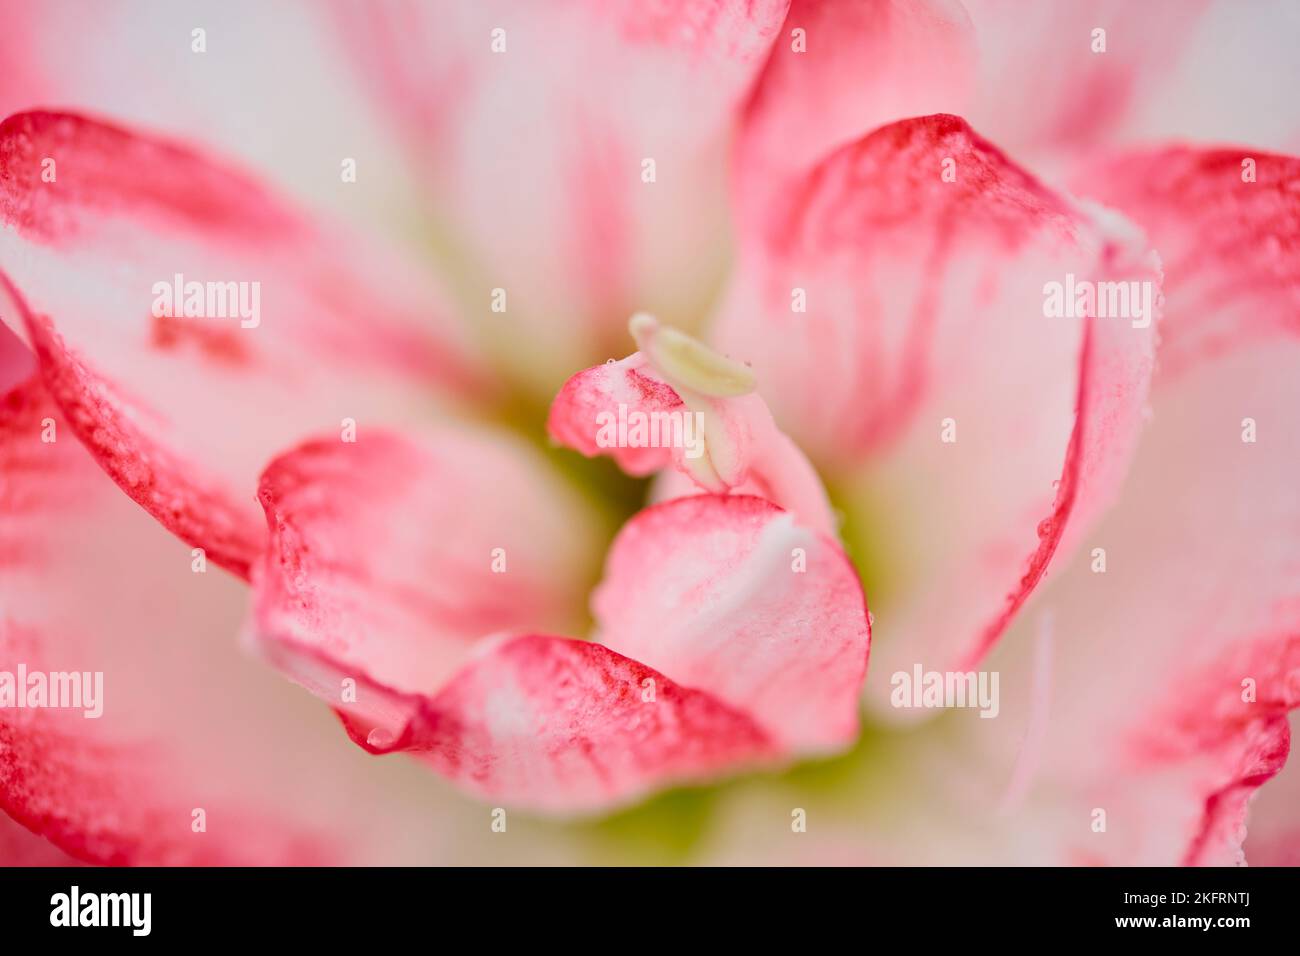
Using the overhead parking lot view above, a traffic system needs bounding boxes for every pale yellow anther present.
[629,312,756,398]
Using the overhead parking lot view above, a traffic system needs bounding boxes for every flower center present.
[626,312,759,494]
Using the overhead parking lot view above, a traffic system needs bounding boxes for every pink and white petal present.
[329,0,790,394]
[0,0,420,230]
[397,634,778,814]
[1244,712,1300,866]
[962,333,1300,865]
[548,351,838,536]
[547,354,681,478]
[0,111,491,577]
[714,114,1158,695]
[0,810,83,866]
[970,145,1300,868]
[0,373,422,864]
[736,0,976,222]
[1075,146,1300,375]
[0,2,45,122]
[1116,0,1300,157]
[999,145,1300,865]
[252,445,793,810]
[961,1,1300,170]
[959,0,1211,171]
[594,495,870,752]
[251,425,604,729]
[252,447,857,806]
[717,144,1300,866]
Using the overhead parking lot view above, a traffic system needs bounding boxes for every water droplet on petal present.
[366,728,394,749]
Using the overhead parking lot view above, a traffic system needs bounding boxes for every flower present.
[0,0,1297,866]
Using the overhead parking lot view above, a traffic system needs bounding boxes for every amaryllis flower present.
[0,0,1297,868]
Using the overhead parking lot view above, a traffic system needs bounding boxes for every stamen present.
[629,312,756,398]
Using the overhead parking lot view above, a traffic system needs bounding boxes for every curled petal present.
[547,317,838,536]
[594,495,870,752]
[715,114,1158,689]
[251,426,603,714]
[253,443,868,808]
[547,353,681,478]
[388,634,778,814]
[0,111,491,577]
